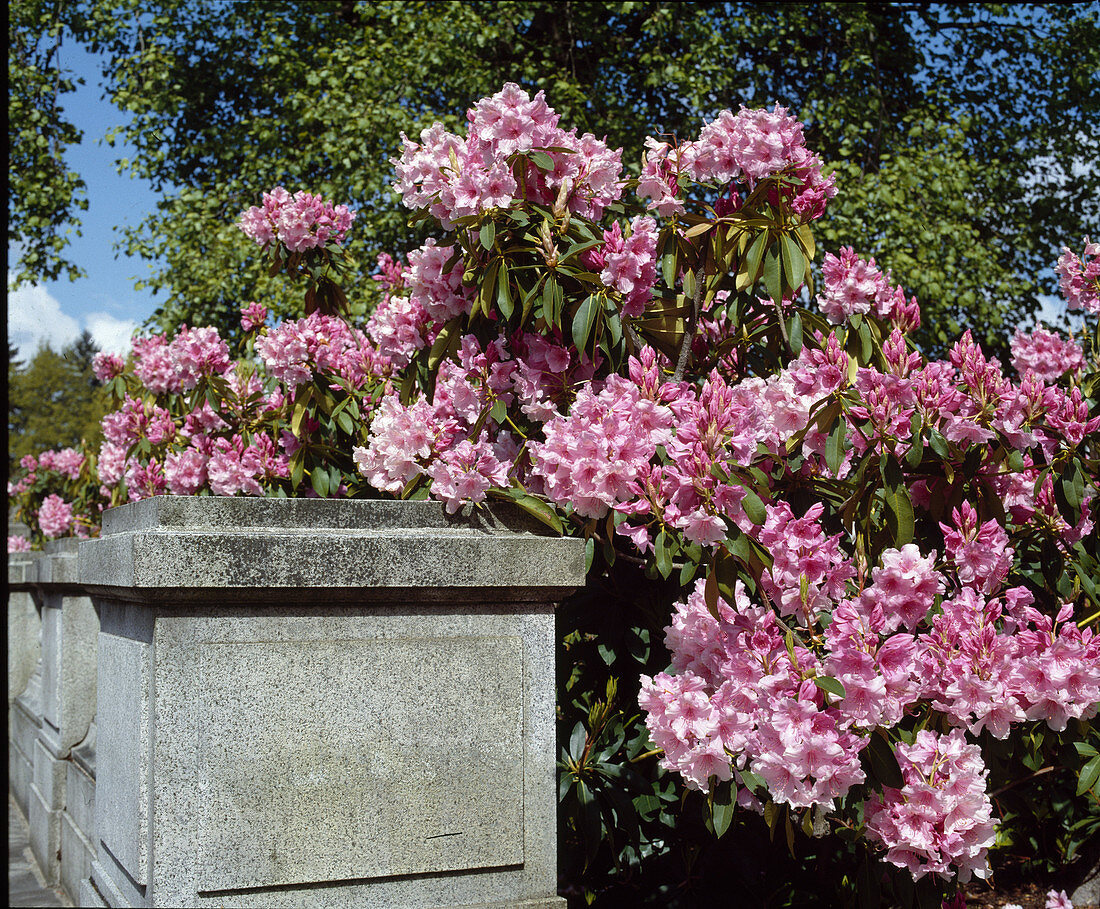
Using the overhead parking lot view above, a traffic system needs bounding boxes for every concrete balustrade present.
[9,547,44,818]
[23,538,100,896]
[73,495,584,909]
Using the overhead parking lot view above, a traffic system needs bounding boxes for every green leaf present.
[569,721,587,762]
[1078,755,1100,795]
[655,529,673,578]
[885,481,914,547]
[662,250,677,289]
[496,260,513,318]
[865,730,904,789]
[740,230,769,291]
[528,149,554,170]
[310,466,329,498]
[335,408,354,435]
[763,247,782,305]
[428,320,458,370]
[789,310,803,355]
[825,419,847,475]
[813,676,846,700]
[572,294,599,353]
[512,493,563,534]
[780,233,805,291]
[928,428,949,459]
[740,487,766,525]
[479,220,496,250]
[711,780,736,838]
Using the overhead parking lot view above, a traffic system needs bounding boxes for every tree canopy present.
[12,1,1100,356]
[7,330,108,471]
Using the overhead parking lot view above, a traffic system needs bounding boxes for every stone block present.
[33,735,69,809]
[9,573,41,704]
[61,806,96,905]
[66,731,97,838]
[80,875,110,908]
[10,691,42,815]
[81,496,581,908]
[33,540,99,756]
[28,775,62,885]
[9,738,34,818]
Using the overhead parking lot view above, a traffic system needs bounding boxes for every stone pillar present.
[28,537,100,886]
[9,547,44,817]
[79,495,584,909]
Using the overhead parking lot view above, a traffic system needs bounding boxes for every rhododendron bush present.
[9,85,1100,906]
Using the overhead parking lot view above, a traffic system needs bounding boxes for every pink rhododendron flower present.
[424,438,511,513]
[131,334,181,394]
[38,494,75,538]
[406,239,471,322]
[865,729,995,882]
[92,351,126,383]
[366,293,429,369]
[939,501,1013,594]
[599,217,658,318]
[1046,889,1074,909]
[392,83,624,226]
[168,325,231,390]
[238,187,356,252]
[164,446,208,495]
[240,301,268,332]
[1055,237,1100,314]
[8,535,32,553]
[1009,326,1084,382]
[817,247,915,326]
[531,372,674,519]
[50,447,85,480]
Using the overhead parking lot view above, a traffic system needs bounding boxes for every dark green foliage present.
[8,0,89,286]
[8,330,109,470]
[11,2,1095,351]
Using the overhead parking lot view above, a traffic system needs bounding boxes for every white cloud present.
[86,312,139,355]
[7,275,138,359]
[7,281,81,358]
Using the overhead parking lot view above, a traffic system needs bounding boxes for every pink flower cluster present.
[596,217,658,318]
[939,502,1013,595]
[352,334,517,510]
[238,187,356,253]
[8,534,32,553]
[38,494,74,538]
[92,351,125,383]
[637,105,836,221]
[1056,237,1100,314]
[639,580,866,805]
[392,83,624,226]
[240,301,268,332]
[406,240,470,322]
[1009,325,1085,382]
[255,311,380,389]
[920,591,1100,737]
[758,501,855,622]
[530,370,674,519]
[35,447,85,480]
[128,328,232,394]
[865,729,995,882]
[818,247,919,328]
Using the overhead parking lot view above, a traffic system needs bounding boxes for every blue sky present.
[8,40,162,360]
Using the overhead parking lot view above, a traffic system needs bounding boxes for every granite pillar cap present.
[8,550,43,588]
[30,537,82,588]
[79,495,586,601]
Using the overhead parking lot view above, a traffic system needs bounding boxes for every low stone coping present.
[29,538,82,589]
[9,550,43,588]
[80,495,586,602]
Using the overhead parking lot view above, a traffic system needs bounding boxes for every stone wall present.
[11,495,584,909]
